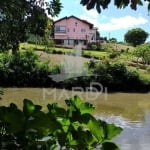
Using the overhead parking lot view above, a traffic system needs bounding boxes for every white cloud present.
[80,13,148,31]
[83,7,99,19]
[100,16,148,31]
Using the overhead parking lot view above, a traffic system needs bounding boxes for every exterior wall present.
[54,16,97,48]
[54,17,91,40]
[54,19,67,40]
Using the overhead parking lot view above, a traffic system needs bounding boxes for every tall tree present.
[80,0,150,13]
[0,0,62,54]
[124,28,149,46]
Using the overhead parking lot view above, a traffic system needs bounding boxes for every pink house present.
[54,16,97,48]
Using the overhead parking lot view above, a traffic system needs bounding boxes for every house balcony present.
[54,32,67,39]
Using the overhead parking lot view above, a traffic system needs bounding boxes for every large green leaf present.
[76,129,97,148]
[87,117,103,142]
[102,141,120,150]
[100,121,123,140]
[0,103,25,133]
[27,111,61,137]
[80,102,95,114]
[81,114,104,142]
[65,96,94,115]
[23,99,42,117]
[59,118,70,133]
[47,103,67,117]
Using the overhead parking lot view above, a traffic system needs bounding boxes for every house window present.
[75,22,78,26]
[81,29,86,32]
[55,26,66,33]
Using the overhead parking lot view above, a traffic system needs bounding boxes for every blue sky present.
[54,0,150,42]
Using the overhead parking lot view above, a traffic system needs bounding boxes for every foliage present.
[92,62,146,91]
[80,0,150,13]
[146,65,150,73]
[27,34,55,49]
[87,42,101,50]
[135,44,150,65]
[124,28,149,47]
[0,50,60,86]
[109,52,120,59]
[88,57,97,68]
[27,5,48,37]
[0,89,3,100]
[0,96,122,150]
[0,0,62,53]
[109,38,117,43]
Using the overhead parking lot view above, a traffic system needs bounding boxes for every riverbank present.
[1,43,150,92]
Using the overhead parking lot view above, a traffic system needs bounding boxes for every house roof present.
[54,15,93,29]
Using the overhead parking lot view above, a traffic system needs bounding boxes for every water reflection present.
[96,112,150,150]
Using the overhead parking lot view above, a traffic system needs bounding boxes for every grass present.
[20,43,109,58]
[20,43,72,53]
[138,71,150,84]
[20,42,150,82]
[84,50,108,58]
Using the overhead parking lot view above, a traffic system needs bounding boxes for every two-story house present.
[53,15,97,48]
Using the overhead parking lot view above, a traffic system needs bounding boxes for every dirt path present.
[35,51,89,65]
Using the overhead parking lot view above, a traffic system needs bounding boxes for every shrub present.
[135,44,150,65]
[27,34,54,50]
[146,65,150,73]
[0,96,122,150]
[91,62,145,91]
[0,89,3,99]
[109,52,120,59]
[87,42,101,50]
[0,50,60,86]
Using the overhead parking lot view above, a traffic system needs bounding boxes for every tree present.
[124,28,149,47]
[135,44,150,64]
[0,0,62,54]
[109,37,117,43]
[80,0,150,13]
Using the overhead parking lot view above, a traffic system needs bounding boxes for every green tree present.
[0,0,62,54]
[109,38,117,43]
[124,28,149,47]
[80,0,150,13]
[27,6,48,37]
[135,44,150,64]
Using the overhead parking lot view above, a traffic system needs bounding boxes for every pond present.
[1,88,150,150]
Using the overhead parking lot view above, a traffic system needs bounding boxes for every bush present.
[91,62,146,91]
[146,65,150,73]
[0,89,3,99]
[0,96,122,150]
[27,34,54,49]
[109,52,120,59]
[135,44,150,65]
[87,42,101,50]
[0,50,60,86]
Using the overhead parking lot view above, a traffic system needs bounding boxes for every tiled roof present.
[54,15,93,28]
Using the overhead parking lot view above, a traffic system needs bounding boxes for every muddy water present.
[1,88,150,150]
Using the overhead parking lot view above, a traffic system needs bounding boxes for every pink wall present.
[54,17,91,40]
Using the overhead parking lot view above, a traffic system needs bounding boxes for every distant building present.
[53,15,98,48]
